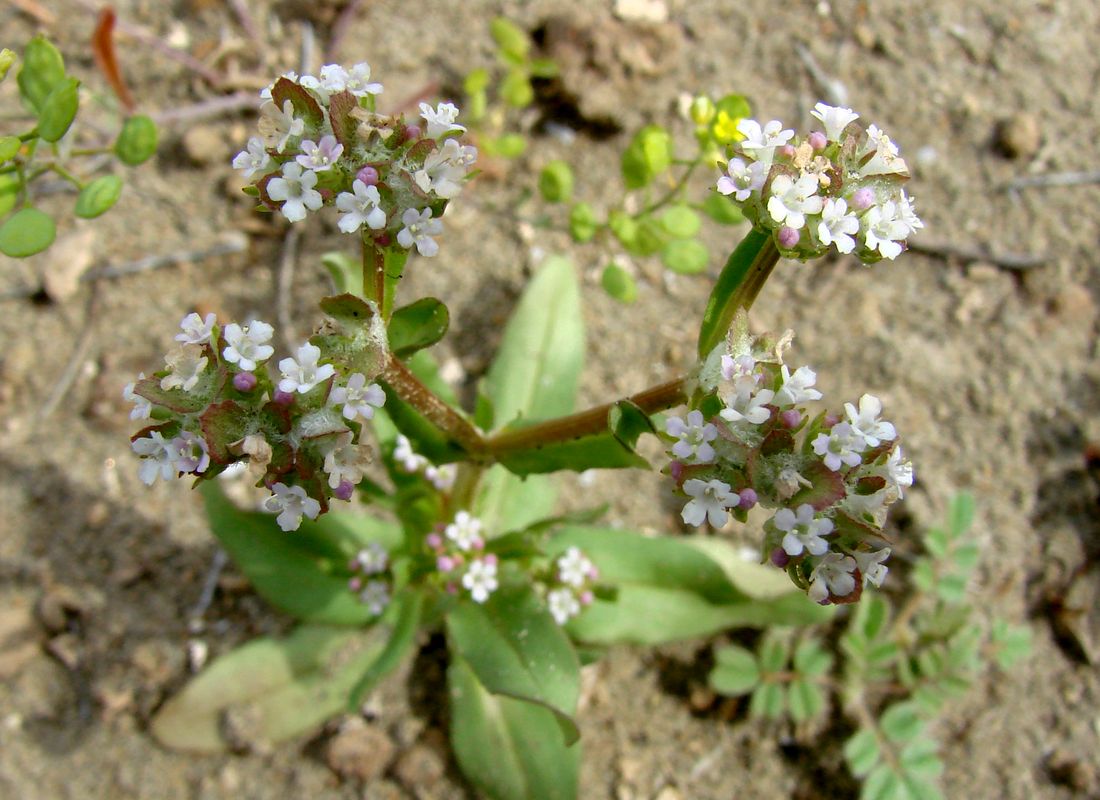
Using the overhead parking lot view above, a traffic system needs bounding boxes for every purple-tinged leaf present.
[271,77,324,128]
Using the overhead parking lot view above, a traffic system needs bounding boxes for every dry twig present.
[1005,170,1100,191]
[908,239,1047,271]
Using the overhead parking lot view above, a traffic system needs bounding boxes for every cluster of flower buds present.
[347,541,393,616]
[426,511,499,603]
[537,547,599,625]
[232,62,477,256]
[665,315,912,604]
[393,433,457,491]
[125,310,386,531]
[716,103,922,263]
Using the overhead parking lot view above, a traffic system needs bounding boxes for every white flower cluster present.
[347,541,392,616]
[427,512,498,603]
[232,63,477,258]
[541,546,599,625]
[666,324,913,604]
[716,103,922,263]
[127,311,387,532]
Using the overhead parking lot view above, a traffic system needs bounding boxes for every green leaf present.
[624,215,664,257]
[845,728,882,777]
[697,227,772,358]
[879,702,924,744]
[852,593,891,640]
[485,133,527,158]
[947,492,975,537]
[787,678,825,722]
[0,48,14,82]
[709,645,759,695]
[495,431,648,475]
[862,764,902,800]
[37,77,79,142]
[758,632,789,673]
[660,205,702,238]
[621,125,671,189]
[600,262,637,303]
[935,574,969,604]
[388,297,450,357]
[490,17,531,62]
[449,656,580,800]
[200,482,401,624]
[501,69,534,108]
[349,590,424,706]
[18,35,65,111]
[538,160,574,203]
[0,207,55,257]
[74,174,122,218]
[793,639,833,676]
[899,737,943,779]
[151,624,392,753]
[0,135,21,162]
[608,210,637,247]
[568,202,598,242]
[661,238,709,274]
[991,621,1032,669]
[320,251,362,296]
[0,173,21,218]
[464,67,490,94]
[529,58,559,78]
[115,114,158,166]
[446,584,581,743]
[271,76,324,127]
[702,191,745,225]
[749,682,785,719]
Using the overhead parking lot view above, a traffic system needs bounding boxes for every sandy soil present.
[1,0,1098,798]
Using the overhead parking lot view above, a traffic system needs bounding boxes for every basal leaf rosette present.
[233,63,477,259]
[715,103,922,264]
[664,313,913,605]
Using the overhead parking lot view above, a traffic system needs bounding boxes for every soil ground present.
[1,1,1098,798]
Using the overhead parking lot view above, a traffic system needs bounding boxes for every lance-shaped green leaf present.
[200,482,401,624]
[697,227,776,358]
[151,624,391,753]
[449,656,580,800]
[348,589,424,707]
[388,297,449,357]
[446,584,581,743]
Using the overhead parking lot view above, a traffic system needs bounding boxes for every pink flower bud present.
[233,371,257,392]
[404,124,421,141]
[669,460,686,484]
[739,488,758,509]
[850,187,875,210]
[273,389,294,406]
[374,232,392,247]
[580,590,594,606]
[426,532,443,549]
[824,414,839,428]
[356,165,379,186]
[770,547,790,568]
[445,582,458,595]
[780,409,802,428]
[437,555,454,572]
[334,480,354,501]
[470,536,485,551]
[587,564,600,580]
[808,131,827,151]
[777,226,800,248]
[483,553,498,567]
[347,558,360,571]
[778,144,796,159]
[348,577,362,591]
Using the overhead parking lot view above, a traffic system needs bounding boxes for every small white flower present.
[176,311,217,345]
[172,431,210,474]
[681,478,737,528]
[861,200,910,260]
[393,433,427,473]
[884,446,914,498]
[720,354,761,398]
[557,547,596,587]
[222,320,275,371]
[414,138,477,199]
[462,558,498,603]
[897,191,924,233]
[335,180,387,233]
[844,394,896,448]
[278,342,337,394]
[323,432,370,489]
[330,373,386,421]
[547,588,581,625]
[231,137,272,178]
[160,345,208,393]
[858,124,909,178]
[267,162,323,223]
[344,62,383,97]
[812,422,866,471]
[767,173,824,230]
[808,552,858,602]
[425,463,457,491]
[810,102,860,142]
[854,548,891,588]
[359,579,391,615]
[774,365,822,406]
[264,482,321,532]
[355,542,389,574]
[666,410,718,464]
[818,197,860,254]
[259,71,299,101]
[295,135,344,172]
[720,387,775,426]
[132,430,177,485]
[258,99,305,152]
[419,101,466,140]
[445,511,484,551]
[318,63,349,93]
[774,504,834,557]
[123,375,152,420]
[737,118,794,166]
[716,157,769,202]
[396,207,443,257]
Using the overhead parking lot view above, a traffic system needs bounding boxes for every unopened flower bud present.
[348,576,362,591]
[850,187,875,210]
[689,96,716,126]
[334,480,354,501]
[780,409,802,428]
[580,590,594,606]
[273,389,294,406]
[404,124,421,141]
[437,555,455,572]
[824,413,839,427]
[808,131,827,151]
[739,488,758,509]
[770,547,790,568]
[426,532,443,549]
[778,226,800,248]
[233,371,258,392]
[356,165,379,185]
[483,553,498,567]
[778,144,796,159]
[669,460,686,484]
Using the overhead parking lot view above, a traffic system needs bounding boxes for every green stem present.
[696,227,780,358]
[641,159,700,216]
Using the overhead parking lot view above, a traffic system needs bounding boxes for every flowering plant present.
[131,58,929,798]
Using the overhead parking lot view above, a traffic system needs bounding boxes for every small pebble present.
[993,113,1040,160]
[325,719,395,782]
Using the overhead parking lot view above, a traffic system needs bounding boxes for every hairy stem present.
[381,355,486,455]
